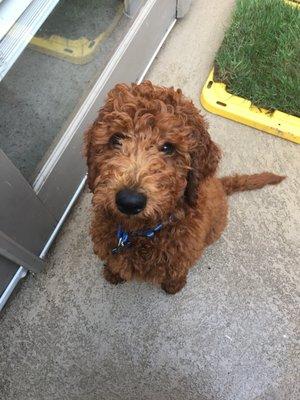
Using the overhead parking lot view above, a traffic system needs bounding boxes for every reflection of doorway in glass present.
[0,0,145,182]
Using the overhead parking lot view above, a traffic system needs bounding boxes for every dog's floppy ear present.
[185,127,221,207]
[84,121,98,193]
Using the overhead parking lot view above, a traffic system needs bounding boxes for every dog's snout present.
[116,188,147,215]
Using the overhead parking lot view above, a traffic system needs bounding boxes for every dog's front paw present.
[161,277,186,295]
[103,264,125,285]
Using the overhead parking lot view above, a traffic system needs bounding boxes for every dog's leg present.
[205,194,228,246]
[103,264,125,285]
[205,226,222,246]
[161,275,187,294]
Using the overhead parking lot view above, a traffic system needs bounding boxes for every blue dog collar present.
[112,222,164,255]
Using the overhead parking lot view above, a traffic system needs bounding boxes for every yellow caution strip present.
[200,69,300,144]
[30,3,123,65]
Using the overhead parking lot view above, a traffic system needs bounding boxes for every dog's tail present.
[220,172,285,195]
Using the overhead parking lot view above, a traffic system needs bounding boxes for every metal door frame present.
[0,150,56,256]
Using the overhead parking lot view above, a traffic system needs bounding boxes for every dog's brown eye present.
[161,142,175,155]
[109,133,124,147]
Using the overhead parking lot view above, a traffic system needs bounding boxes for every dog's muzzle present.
[116,188,147,215]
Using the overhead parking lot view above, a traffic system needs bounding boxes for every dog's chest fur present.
[91,209,208,284]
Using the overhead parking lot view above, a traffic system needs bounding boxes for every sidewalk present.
[0,1,299,399]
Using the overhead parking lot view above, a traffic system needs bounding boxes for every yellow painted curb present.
[286,0,300,7]
[30,4,123,65]
[200,69,300,144]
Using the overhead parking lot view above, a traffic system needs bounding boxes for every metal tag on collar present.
[112,241,131,255]
[117,227,129,244]
[112,227,131,255]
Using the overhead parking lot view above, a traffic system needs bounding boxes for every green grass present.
[214,0,300,117]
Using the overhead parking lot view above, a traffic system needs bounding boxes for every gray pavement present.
[0,1,299,399]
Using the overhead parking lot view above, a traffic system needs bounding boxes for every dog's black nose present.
[116,189,147,215]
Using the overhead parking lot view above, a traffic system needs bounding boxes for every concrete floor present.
[0,1,299,399]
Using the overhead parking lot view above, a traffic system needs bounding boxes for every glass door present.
[0,0,179,308]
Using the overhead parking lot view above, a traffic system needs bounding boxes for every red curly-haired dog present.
[84,81,284,294]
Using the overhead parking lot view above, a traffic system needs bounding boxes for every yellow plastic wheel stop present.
[200,69,300,144]
[30,3,123,65]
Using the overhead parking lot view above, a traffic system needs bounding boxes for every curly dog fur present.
[84,81,284,294]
